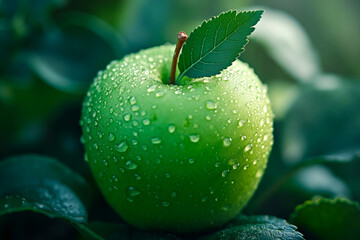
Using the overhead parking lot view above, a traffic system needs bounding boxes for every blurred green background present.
[1,0,359,239]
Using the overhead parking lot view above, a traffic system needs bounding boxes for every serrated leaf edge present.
[177,10,263,83]
[290,197,360,222]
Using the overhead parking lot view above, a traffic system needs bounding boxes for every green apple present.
[80,44,273,233]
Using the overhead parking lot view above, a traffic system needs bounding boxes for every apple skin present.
[80,44,273,233]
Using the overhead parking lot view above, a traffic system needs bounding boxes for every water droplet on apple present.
[165,173,171,178]
[238,120,245,127]
[108,133,115,141]
[188,158,195,164]
[124,113,131,122]
[189,134,200,143]
[147,85,156,92]
[259,118,265,127]
[243,165,249,170]
[93,143,99,149]
[264,134,269,141]
[102,159,108,166]
[222,170,229,177]
[142,119,150,126]
[84,153,89,162]
[125,160,138,170]
[228,159,236,165]
[263,105,268,113]
[112,175,119,182]
[168,124,176,133]
[151,137,162,144]
[134,174,141,180]
[223,137,232,147]
[114,141,128,152]
[221,204,231,211]
[156,90,165,97]
[131,105,139,112]
[127,186,141,197]
[205,115,211,121]
[206,100,218,110]
[162,201,170,207]
[171,192,177,197]
[129,96,136,105]
[244,144,253,152]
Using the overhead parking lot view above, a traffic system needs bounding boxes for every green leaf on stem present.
[290,197,360,240]
[177,10,263,83]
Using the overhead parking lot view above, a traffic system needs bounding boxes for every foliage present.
[1,0,359,239]
[177,10,262,83]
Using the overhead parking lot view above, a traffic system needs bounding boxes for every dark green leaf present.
[73,221,127,240]
[0,154,91,223]
[281,79,360,164]
[290,197,360,240]
[253,8,321,82]
[247,150,360,217]
[198,215,304,240]
[30,12,124,94]
[177,10,263,83]
[74,221,183,240]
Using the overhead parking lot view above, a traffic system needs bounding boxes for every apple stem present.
[169,31,188,85]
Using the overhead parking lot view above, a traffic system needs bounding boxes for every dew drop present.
[205,115,212,121]
[244,144,253,152]
[263,134,269,141]
[147,85,156,92]
[131,105,140,112]
[168,124,176,133]
[238,120,245,127]
[114,141,128,152]
[134,174,141,180]
[263,105,268,113]
[127,186,141,197]
[206,100,218,110]
[259,118,265,127]
[189,134,200,143]
[125,160,138,170]
[171,192,177,197]
[124,113,131,122]
[188,158,195,164]
[93,143,99,149]
[142,119,150,126]
[223,137,232,147]
[108,133,115,142]
[151,137,162,145]
[222,170,229,177]
[221,204,231,211]
[156,90,165,97]
[162,201,170,207]
[84,153,89,162]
